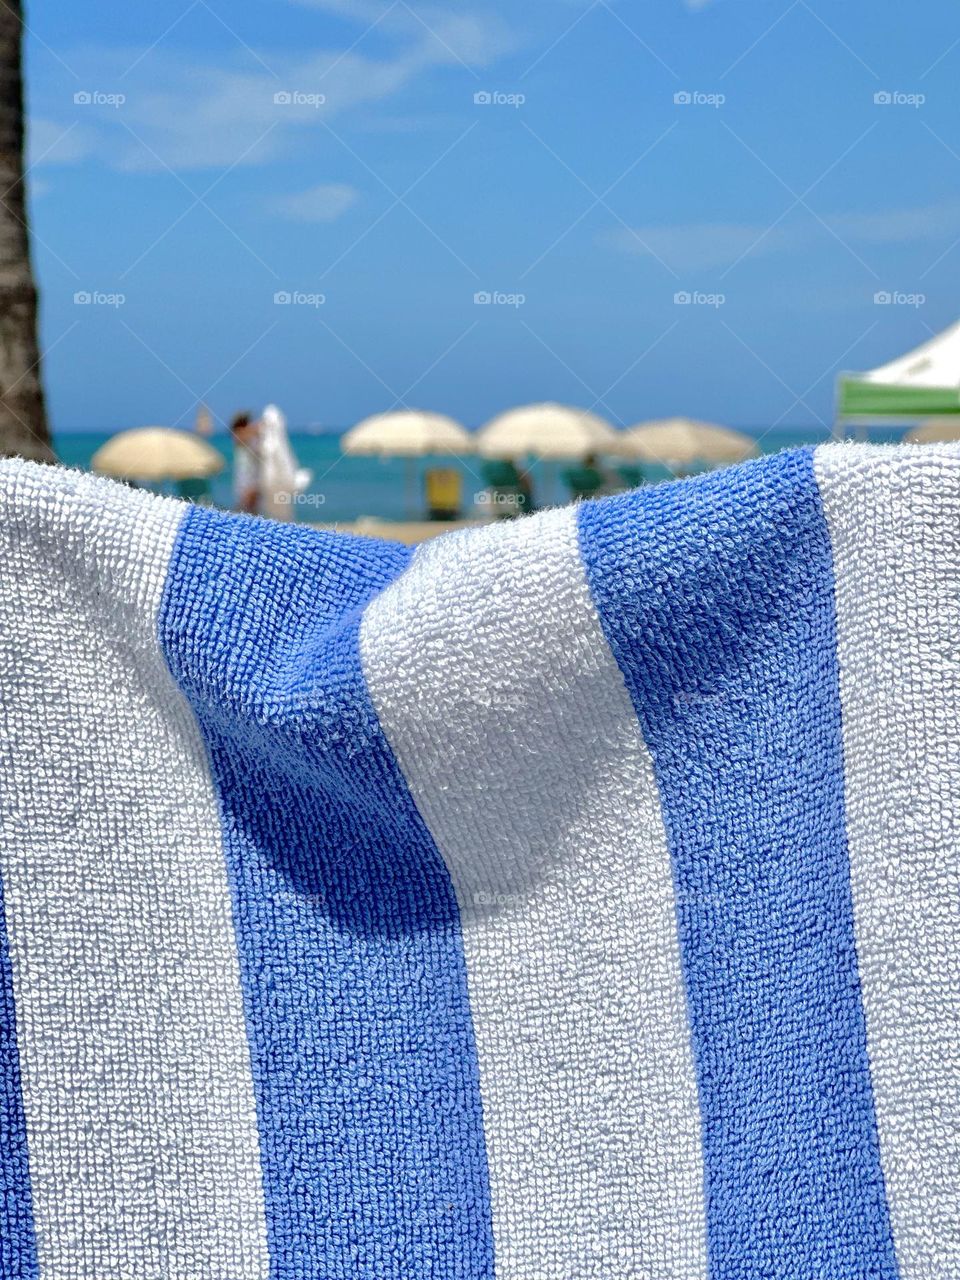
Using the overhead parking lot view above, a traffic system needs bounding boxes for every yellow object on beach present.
[620,418,757,468]
[424,466,462,518]
[92,427,225,482]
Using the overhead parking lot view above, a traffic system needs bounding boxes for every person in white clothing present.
[231,412,262,515]
[258,404,312,521]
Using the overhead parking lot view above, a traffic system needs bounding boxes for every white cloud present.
[269,182,358,221]
[290,1,516,64]
[106,45,446,171]
[27,117,97,167]
[603,220,794,271]
[603,199,960,271]
[829,201,960,244]
[28,6,515,175]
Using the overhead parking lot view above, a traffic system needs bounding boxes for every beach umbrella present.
[342,410,473,518]
[341,410,473,457]
[905,417,960,444]
[476,402,619,460]
[92,427,225,482]
[619,418,757,469]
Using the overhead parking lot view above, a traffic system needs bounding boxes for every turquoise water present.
[54,425,907,523]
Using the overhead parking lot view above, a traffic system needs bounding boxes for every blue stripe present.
[0,873,38,1280]
[577,448,898,1279]
[158,508,495,1280]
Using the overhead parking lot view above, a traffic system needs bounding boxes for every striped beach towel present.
[0,446,957,1280]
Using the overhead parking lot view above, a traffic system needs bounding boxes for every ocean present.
[53,425,907,524]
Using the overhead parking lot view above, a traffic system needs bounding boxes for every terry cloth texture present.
[0,445,956,1280]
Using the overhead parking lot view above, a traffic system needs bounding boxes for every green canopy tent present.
[835,320,960,437]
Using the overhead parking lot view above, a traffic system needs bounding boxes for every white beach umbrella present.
[476,403,620,460]
[904,417,960,444]
[92,427,225,482]
[341,410,473,457]
[620,418,757,468]
[342,410,473,518]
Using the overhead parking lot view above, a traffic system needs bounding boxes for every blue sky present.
[25,0,960,432]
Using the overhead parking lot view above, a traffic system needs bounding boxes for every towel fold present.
[0,445,956,1280]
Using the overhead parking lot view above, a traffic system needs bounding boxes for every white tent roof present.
[861,320,960,387]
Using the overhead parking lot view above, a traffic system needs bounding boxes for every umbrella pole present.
[405,457,416,519]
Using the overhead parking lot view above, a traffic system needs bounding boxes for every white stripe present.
[360,507,705,1279]
[815,443,960,1279]
[0,462,269,1279]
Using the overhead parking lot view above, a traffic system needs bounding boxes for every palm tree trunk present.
[0,0,52,461]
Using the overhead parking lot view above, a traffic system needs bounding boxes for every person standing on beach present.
[231,412,262,514]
